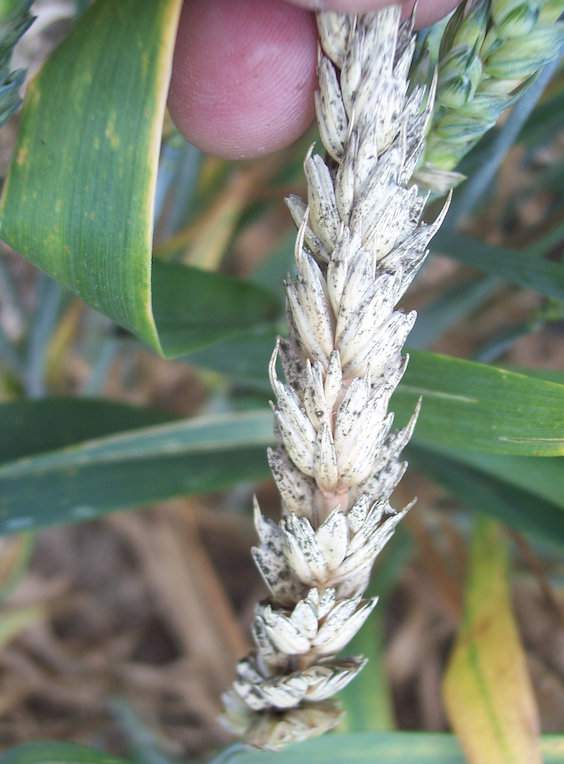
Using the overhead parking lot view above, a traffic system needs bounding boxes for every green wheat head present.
[416,0,564,192]
[0,0,34,126]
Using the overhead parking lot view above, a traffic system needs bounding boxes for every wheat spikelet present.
[0,0,34,125]
[222,6,449,751]
[416,0,564,192]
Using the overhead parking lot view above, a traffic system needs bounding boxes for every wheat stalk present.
[221,7,449,751]
[0,0,34,125]
[416,0,564,192]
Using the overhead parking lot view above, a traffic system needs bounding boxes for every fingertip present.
[168,0,318,159]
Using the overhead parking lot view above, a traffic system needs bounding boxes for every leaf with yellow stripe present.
[0,0,278,358]
[444,517,541,764]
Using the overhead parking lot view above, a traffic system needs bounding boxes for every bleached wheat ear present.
[222,6,448,751]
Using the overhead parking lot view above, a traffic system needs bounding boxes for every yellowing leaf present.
[444,517,541,764]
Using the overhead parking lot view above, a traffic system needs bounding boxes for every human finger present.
[168,0,318,159]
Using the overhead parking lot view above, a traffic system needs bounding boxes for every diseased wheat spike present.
[0,0,34,126]
[416,0,564,192]
[222,7,448,751]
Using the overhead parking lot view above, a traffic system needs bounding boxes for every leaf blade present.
[0,0,278,358]
[443,518,541,764]
[0,0,178,349]
[432,231,564,300]
[0,743,129,764]
[410,446,564,546]
[420,445,564,512]
[398,351,564,456]
[231,732,564,763]
[3,734,564,764]
[0,404,271,534]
